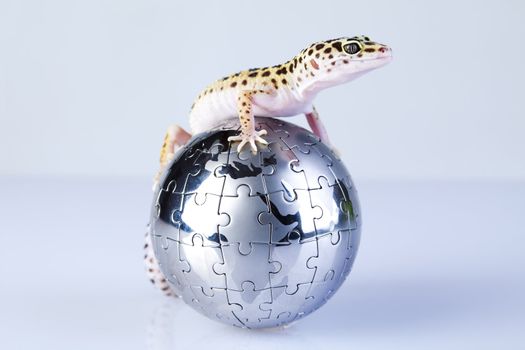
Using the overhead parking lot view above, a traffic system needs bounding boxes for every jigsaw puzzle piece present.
[260,190,320,244]
[178,192,230,247]
[280,130,320,154]
[269,232,317,294]
[149,233,186,296]
[158,154,199,195]
[187,286,244,327]
[152,239,191,292]
[306,229,354,283]
[152,189,184,245]
[313,143,350,183]
[213,243,280,291]
[286,143,337,190]
[218,185,270,253]
[183,141,230,196]
[227,281,272,327]
[309,177,352,236]
[217,149,272,196]
[178,234,227,292]
[155,182,184,217]
[183,129,228,161]
[296,281,333,319]
[260,141,309,194]
[158,130,225,190]
[259,282,311,326]
[255,117,291,142]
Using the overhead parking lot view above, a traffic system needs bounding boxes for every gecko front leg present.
[227,89,272,154]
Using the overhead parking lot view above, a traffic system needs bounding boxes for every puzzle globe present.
[150,117,361,329]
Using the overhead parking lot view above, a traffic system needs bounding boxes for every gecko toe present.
[228,135,242,142]
[237,138,249,152]
[250,140,258,154]
[255,135,268,144]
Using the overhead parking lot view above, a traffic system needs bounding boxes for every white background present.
[1,1,524,349]
[1,0,524,180]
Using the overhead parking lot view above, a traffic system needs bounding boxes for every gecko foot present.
[228,129,268,154]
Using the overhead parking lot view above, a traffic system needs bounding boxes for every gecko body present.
[146,36,392,296]
[186,36,391,152]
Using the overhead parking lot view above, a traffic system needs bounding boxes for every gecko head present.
[296,36,392,95]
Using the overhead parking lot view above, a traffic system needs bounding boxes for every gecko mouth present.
[355,55,393,62]
[334,55,392,65]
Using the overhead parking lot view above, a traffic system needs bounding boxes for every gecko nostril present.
[379,47,386,53]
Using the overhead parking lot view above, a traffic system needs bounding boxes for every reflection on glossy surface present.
[150,117,361,328]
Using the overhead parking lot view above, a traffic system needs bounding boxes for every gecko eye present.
[344,42,361,55]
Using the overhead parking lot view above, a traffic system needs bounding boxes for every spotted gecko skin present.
[188,35,392,153]
[146,36,392,297]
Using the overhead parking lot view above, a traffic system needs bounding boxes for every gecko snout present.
[377,46,393,60]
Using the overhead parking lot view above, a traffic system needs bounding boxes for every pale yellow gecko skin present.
[187,35,392,154]
[146,36,392,296]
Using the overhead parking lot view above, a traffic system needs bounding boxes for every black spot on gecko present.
[261,71,271,77]
[324,47,332,54]
[315,43,325,50]
[230,81,237,87]
[248,71,258,77]
[276,66,287,75]
[332,42,343,52]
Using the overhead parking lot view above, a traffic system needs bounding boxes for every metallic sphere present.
[150,117,362,329]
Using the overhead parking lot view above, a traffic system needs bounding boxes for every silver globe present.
[150,117,361,329]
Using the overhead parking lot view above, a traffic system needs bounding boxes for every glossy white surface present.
[1,177,523,349]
